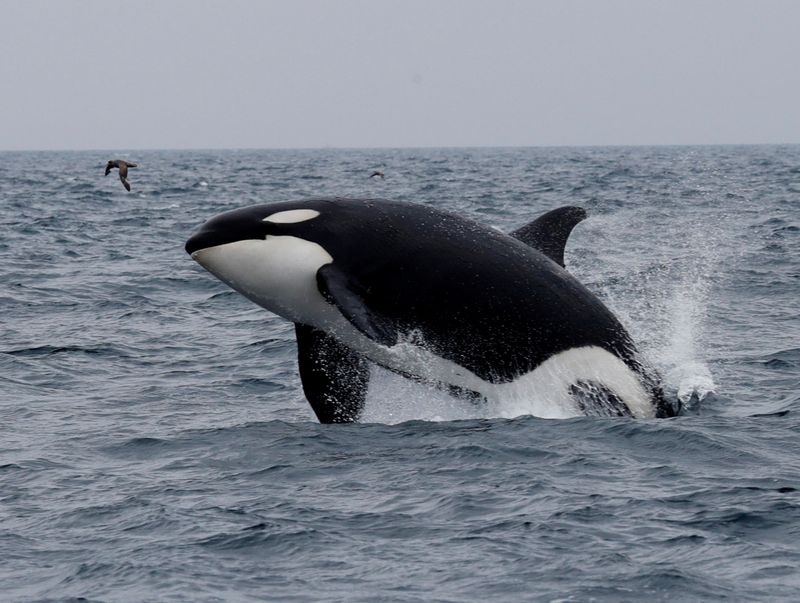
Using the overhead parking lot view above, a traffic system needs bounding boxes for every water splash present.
[361,366,482,424]
[588,212,735,412]
[661,276,717,407]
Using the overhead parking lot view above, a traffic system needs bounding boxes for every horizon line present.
[1,141,798,153]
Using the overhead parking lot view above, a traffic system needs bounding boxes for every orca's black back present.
[251,198,638,383]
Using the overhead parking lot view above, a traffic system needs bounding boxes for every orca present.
[185,198,677,423]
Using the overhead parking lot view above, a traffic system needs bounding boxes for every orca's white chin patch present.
[190,236,335,324]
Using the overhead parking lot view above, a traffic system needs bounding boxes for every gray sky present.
[2,0,799,150]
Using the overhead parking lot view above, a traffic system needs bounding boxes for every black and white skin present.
[186,198,676,423]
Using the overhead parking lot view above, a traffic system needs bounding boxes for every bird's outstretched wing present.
[126,163,137,168]
[105,163,113,176]
[118,163,128,179]
[120,176,131,192]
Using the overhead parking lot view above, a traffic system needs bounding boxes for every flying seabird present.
[105,159,137,191]
[369,170,385,179]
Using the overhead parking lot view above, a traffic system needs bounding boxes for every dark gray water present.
[2,146,799,601]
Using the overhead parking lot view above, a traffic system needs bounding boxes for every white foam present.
[360,367,481,424]
[660,282,717,404]
[668,361,716,405]
[360,345,653,424]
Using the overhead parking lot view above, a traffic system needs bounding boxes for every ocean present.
[1,145,799,601]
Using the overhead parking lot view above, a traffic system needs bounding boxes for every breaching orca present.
[185,198,676,422]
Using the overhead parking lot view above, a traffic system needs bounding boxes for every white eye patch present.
[262,209,321,224]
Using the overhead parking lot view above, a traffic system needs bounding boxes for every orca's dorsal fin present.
[316,264,398,347]
[295,323,370,423]
[510,206,587,268]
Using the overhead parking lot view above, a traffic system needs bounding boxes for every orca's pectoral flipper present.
[511,206,587,268]
[316,264,397,347]
[295,323,370,423]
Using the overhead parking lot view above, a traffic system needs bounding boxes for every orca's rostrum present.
[186,198,676,422]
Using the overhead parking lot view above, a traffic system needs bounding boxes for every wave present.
[2,344,131,358]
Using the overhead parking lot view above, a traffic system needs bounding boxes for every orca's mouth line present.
[185,231,227,255]
[185,231,266,255]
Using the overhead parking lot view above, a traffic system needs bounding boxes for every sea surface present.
[1,146,799,602]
